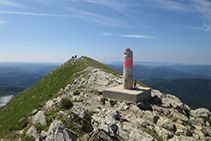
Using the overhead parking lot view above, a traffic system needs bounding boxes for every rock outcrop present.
[11,65,211,141]
[32,110,46,126]
[44,120,77,141]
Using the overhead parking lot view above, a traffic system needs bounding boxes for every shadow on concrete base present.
[103,85,151,103]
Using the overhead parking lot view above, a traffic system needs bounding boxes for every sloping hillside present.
[0,56,124,138]
[142,78,211,110]
[0,56,211,141]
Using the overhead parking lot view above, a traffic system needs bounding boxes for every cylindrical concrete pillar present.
[123,48,133,89]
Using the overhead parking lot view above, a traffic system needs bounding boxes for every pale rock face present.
[45,120,77,141]
[98,122,118,137]
[44,100,55,109]
[161,94,183,108]
[190,108,210,117]
[89,129,118,141]
[44,96,61,109]
[32,109,38,114]
[169,135,198,141]
[156,117,176,132]
[151,90,165,100]
[73,67,122,90]
[117,127,129,140]
[195,118,205,126]
[32,110,46,126]
[71,105,87,119]
[174,123,192,137]
[154,125,173,140]
[26,126,38,138]
[40,131,48,140]
[129,128,155,141]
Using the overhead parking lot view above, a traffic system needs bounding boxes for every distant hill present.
[108,65,211,80]
[0,63,59,96]
[0,84,25,97]
[141,78,211,110]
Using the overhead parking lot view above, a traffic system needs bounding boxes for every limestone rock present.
[44,97,62,109]
[117,127,129,140]
[117,102,129,111]
[45,120,77,141]
[201,127,211,137]
[174,123,192,137]
[98,120,118,137]
[26,126,38,138]
[72,95,83,102]
[155,126,173,140]
[151,90,165,100]
[157,117,176,132]
[71,105,87,119]
[32,109,38,114]
[170,109,191,125]
[32,110,46,126]
[129,128,155,141]
[123,122,134,132]
[161,94,183,108]
[106,111,127,122]
[169,135,198,141]
[16,129,24,136]
[44,100,55,109]
[196,118,205,126]
[137,101,152,110]
[190,108,210,117]
[40,130,47,140]
[89,129,120,141]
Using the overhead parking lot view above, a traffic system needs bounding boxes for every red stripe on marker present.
[124,60,133,68]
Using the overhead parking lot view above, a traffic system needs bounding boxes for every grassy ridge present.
[0,56,147,138]
[0,58,84,137]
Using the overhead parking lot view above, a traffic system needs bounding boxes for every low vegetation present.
[109,99,117,107]
[141,127,163,141]
[0,56,147,139]
[100,97,106,105]
[73,90,80,96]
[60,98,73,110]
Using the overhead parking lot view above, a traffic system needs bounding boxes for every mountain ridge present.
[0,56,128,137]
[0,56,211,141]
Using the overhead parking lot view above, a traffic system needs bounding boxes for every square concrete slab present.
[103,85,151,103]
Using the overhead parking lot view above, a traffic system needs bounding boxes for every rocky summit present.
[0,56,211,141]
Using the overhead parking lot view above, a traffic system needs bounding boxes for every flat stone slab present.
[103,85,151,103]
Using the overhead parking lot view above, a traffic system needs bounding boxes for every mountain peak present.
[0,56,211,141]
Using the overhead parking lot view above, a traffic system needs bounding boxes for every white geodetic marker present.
[123,48,133,89]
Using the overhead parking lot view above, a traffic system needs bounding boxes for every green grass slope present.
[0,56,147,138]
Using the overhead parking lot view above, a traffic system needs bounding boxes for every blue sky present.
[0,0,211,64]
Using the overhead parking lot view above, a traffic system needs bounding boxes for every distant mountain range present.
[1,61,211,110]
[141,78,211,111]
[1,57,211,140]
[0,62,60,96]
[108,64,211,80]
[108,63,211,110]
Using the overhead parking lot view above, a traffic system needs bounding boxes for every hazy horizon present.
[1,59,211,66]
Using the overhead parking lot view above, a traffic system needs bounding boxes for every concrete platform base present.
[103,85,151,103]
